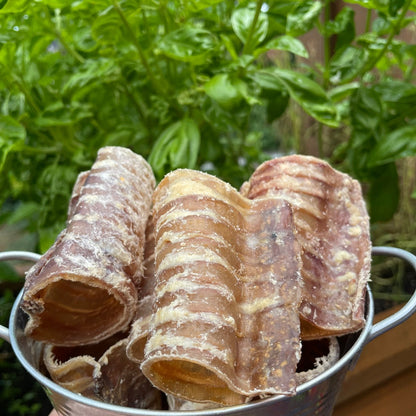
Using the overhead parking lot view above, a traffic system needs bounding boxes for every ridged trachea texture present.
[139,169,302,405]
[240,155,371,340]
[21,146,156,346]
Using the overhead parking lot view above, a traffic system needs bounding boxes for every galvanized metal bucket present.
[1,246,416,416]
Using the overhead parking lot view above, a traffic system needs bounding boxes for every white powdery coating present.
[140,169,302,405]
[22,146,156,346]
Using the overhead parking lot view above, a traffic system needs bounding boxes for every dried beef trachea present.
[95,338,163,409]
[43,334,163,409]
[140,169,302,405]
[295,337,340,385]
[167,395,222,411]
[126,215,157,363]
[22,146,156,346]
[241,155,371,339]
[43,332,125,398]
[43,345,99,398]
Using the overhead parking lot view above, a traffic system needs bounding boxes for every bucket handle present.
[366,246,416,344]
[1,248,415,344]
[0,251,41,343]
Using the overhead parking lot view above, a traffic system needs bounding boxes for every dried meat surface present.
[126,215,157,363]
[44,345,99,398]
[295,337,340,385]
[43,334,162,409]
[24,150,370,408]
[22,146,156,346]
[43,332,125,398]
[167,395,221,411]
[241,155,371,339]
[139,169,302,405]
[95,338,163,409]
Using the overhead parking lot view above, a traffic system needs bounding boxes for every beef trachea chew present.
[94,338,163,409]
[126,214,157,363]
[21,146,155,346]
[43,332,126,398]
[43,334,163,409]
[240,155,371,339]
[140,169,302,405]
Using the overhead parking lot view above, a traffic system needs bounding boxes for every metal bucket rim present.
[8,287,375,415]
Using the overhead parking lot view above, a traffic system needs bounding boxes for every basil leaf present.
[328,82,360,102]
[91,6,123,44]
[0,116,26,170]
[389,0,405,16]
[329,46,368,84]
[169,118,200,170]
[220,34,239,60]
[350,87,383,134]
[231,7,268,51]
[266,93,290,122]
[286,0,322,37]
[251,70,286,92]
[373,80,416,109]
[149,118,200,179]
[348,88,383,179]
[35,101,93,128]
[258,35,309,58]
[204,73,249,110]
[0,0,30,13]
[368,163,400,222]
[265,68,339,126]
[346,0,389,14]
[156,27,217,65]
[149,122,181,178]
[186,0,224,12]
[0,115,26,140]
[42,0,73,8]
[63,58,118,95]
[326,7,355,51]
[368,125,416,166]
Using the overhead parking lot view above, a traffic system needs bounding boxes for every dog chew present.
[21,146,156,346]
[167,395,222,411]
[94,339,163,409]
[240,155,371,339]
[166,337,340,411]
[43,335,163,409]
[43,333,126,398]
[295,337,340,385]
[140,169,302,405]
[126,215,157,363]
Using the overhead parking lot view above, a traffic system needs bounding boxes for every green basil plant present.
[0,0,415,251]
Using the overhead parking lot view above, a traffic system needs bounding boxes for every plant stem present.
[11,76,41,115]
[112,0,164,95]
[322,0,332,90]
[242,0,262,55]
[405,58,415,82]
[159,2,171,32]
[365,9,372,32]
[120,79,147,122]
[158,4,177,84]
[21,145,61,154]
[359,0,412,77]
[55,30,85,64]
[46,6,85,64]
[318,0,333,158]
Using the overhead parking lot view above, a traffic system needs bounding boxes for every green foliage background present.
[0,0,415,414]
[0,0,414,250]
